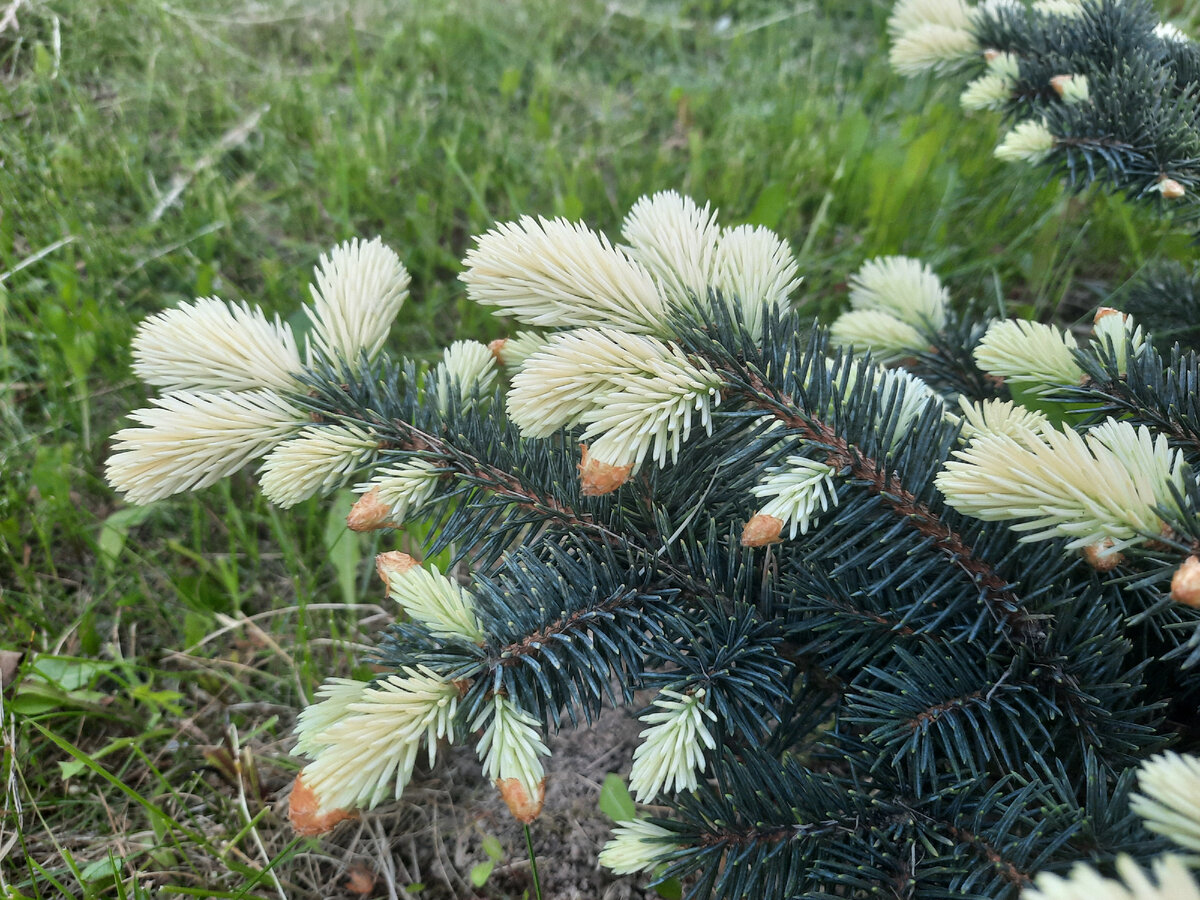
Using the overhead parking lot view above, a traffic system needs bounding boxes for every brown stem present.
[906,690,986,732]
[493,588,642,667]
[945,825,1032,888]
[737,374,1044,647]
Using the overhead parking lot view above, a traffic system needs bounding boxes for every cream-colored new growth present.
[509,327,722,472]
[621,190,721,314]
[359,458,443,526]
[890,24,978,74]
[751,457,840,539]
[849,255,948,331]
[937,420,1183,551]
[715,224,802,336]
[888,0,972,35]
[1025,855,1200,900]
[598,819,680,876]
[994,119,1057,163]
[293,678,371,756]
[829,309,927,363]
[629,688,717,802]
[435,339,498,411]
[297,665,460,812]
[259,423,378,508]
[106,389,305,504]
[562,331,722,469]
[957,398,1051,443]
[974,318,1083,390]
[306,237,410,366]
[386,563,485,643]
[1132,752,1200,853]
[473,695,549,798]
[461,215,667,334]
[132,297,303,392]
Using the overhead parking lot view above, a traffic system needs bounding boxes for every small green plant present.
[468,834,505,889]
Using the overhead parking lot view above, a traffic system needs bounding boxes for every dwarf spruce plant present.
[105,5,1200,898]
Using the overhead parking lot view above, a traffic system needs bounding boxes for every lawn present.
[3,0,1198,897]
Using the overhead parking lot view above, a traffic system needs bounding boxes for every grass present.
[2,0,1198,896]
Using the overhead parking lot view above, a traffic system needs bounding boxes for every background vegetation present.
[3,0,1199,896]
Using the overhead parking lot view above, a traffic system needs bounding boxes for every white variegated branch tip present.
[986,51,1021,81]
[599,819,681,875]
[715,224,802,336]
[306,237,409,366]
[509,327,722,472]
[462,215,667,334]
[973,318,1083,390]
[106,389,306,504]
[577,339,722,470]
[972,0,1022,22]
[995,119,1056,164]
[621,190,721,313]
[507,328,657,438]
[435,339,498,411]
[293,678,372,756]
[1031,0,1086,18]
[473,695,549,821]
[132,297,304,393]
[936,420,1184,552]
[1132,752,1200,852]
[1154,22,1189,44]
[957,397,1050,443]
[849,255,948,331]
[1024,855,1200,900]
[750,457,839,540]
[890,23,978,75]
[259,423,379,508]
[291,665,460,817]
[629,688,717,802]
[878,367,942,438]
[888,0,971,37]
[356,457,444,528]
[1050,73,1089,104]
[386,560,485,643]
[961,72,1013,111]
[830,310,926,363]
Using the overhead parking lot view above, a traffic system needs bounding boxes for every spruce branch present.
[892,0,1200,221]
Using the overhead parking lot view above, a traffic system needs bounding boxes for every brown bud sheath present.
[1093,307,1123,324]
[347,488,396,532]
[579,445,632,496]
[1158,176,1186,200]
[288,773,358,836]
[741,514,784,547]
[343,865,376,896]
[496,776,546,823]
[488,338,508,365]
[983,49,1000,62]
[1049,74,1071,97]
[1082,540,1123,573]
[376,551,419,589]
[1171,556,1200,607]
